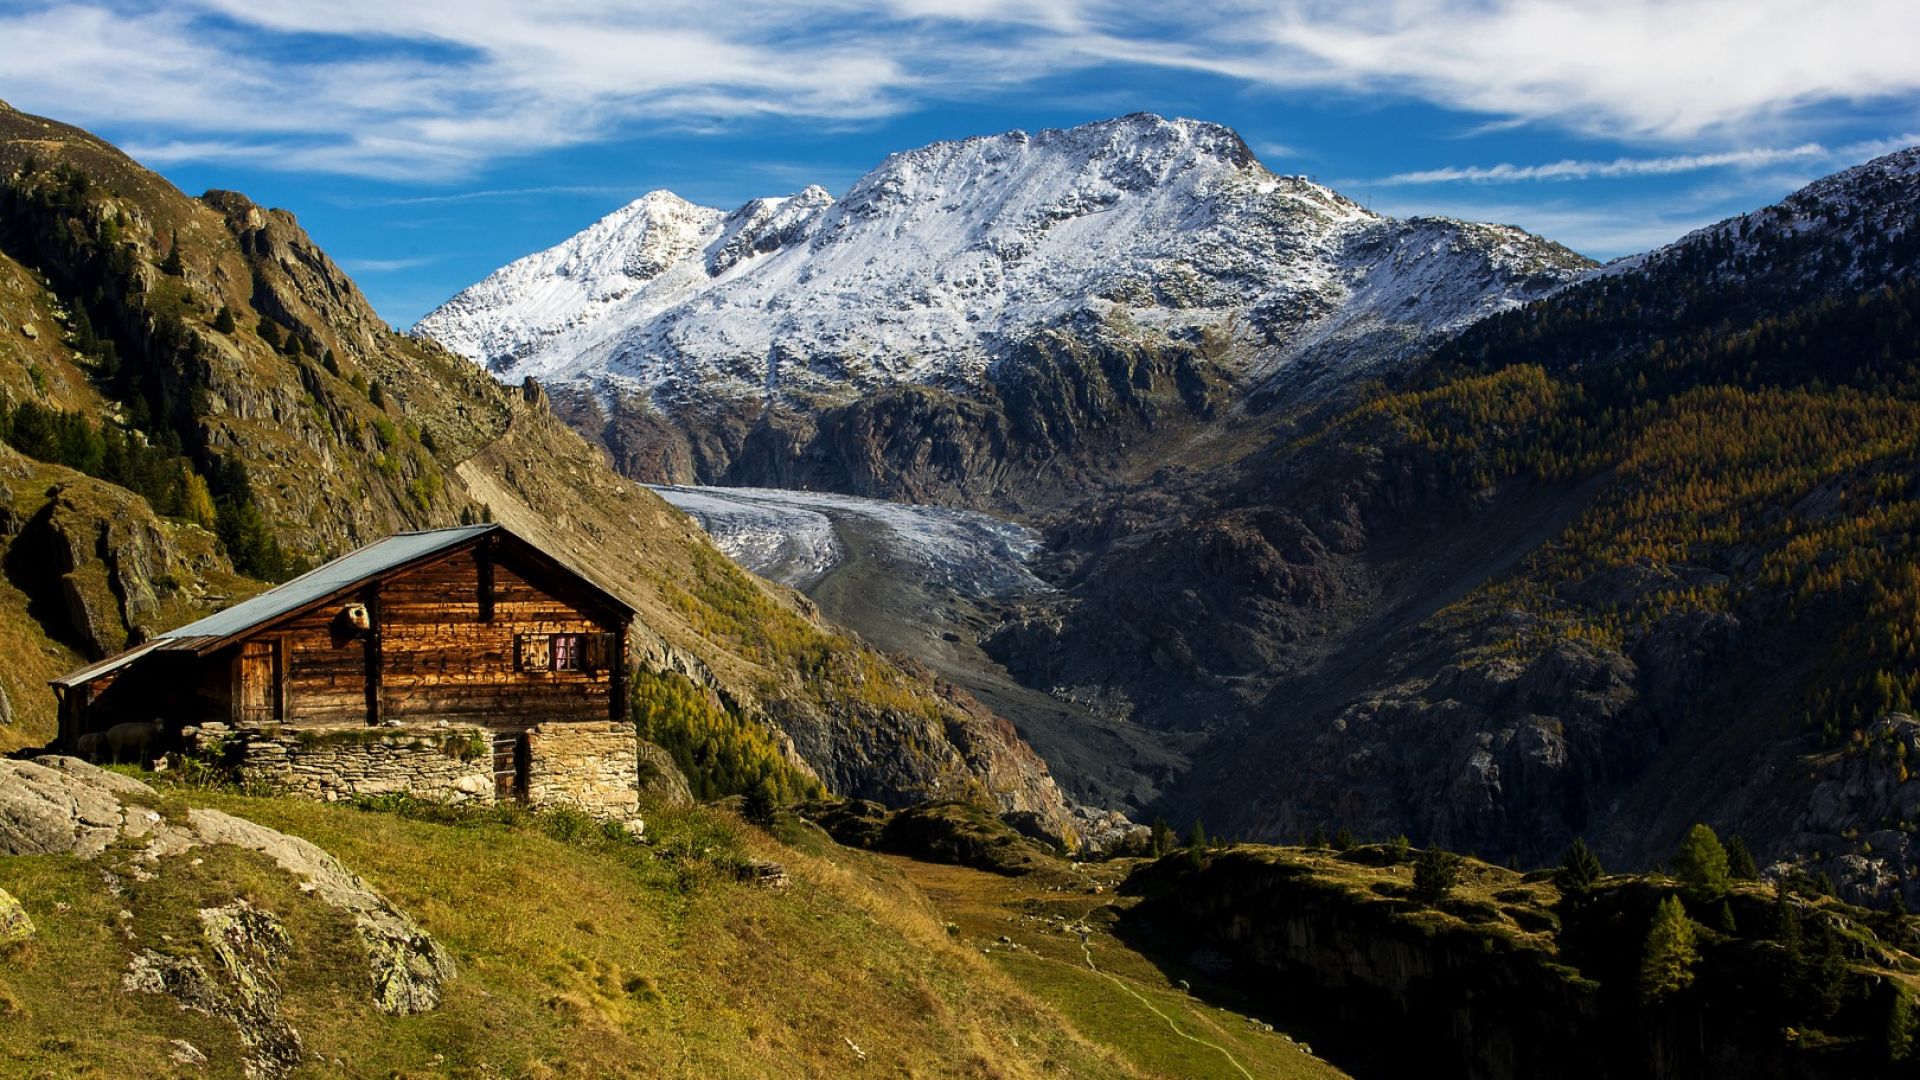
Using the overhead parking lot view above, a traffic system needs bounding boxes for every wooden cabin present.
[52,524,632,746]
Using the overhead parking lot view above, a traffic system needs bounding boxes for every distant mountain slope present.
[0,102,1081,840]
[986,145,1920,897]
[416,114,1589,506]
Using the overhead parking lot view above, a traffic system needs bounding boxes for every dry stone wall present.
[526,721,641,817]
[183,721,652,819]
[193,723,494,803]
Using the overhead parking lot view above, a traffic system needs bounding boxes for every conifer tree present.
[212,305,237,334]
[160,229,183,275]
[1149,817,1176,856]
[1640,895,1699,1002]
[1186,819,1208,851]
[1556,837,1605,900]
[1412,848,1462,907]
[1673,824,1731,899]
[1886,989,1915,1063]
[1726,835,1759,880]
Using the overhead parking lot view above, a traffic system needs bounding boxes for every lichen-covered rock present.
[2,756,454,1016]
[1788,712,1920,907]
[125,901,304,1080]
[0,885,33,945]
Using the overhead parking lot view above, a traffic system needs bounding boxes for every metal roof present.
[48,640,164,689]
[51,524,501,689]
[158,524,501,643]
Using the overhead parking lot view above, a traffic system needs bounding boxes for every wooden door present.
[492,732,528,800]
[237,640,283,724]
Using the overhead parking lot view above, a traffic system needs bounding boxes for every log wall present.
[271,543,622,727]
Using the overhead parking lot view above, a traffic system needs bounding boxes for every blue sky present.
[4,0,1918,326]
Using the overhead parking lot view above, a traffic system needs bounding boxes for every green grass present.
[0,785,1138,1079]
[896,857,1351,1080]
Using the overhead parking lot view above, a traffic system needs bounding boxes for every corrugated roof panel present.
[154,524,500,645]
[49,640,165,688]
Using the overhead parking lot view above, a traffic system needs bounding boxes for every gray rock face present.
[126,901,304,1080]
[0,755,160,856]
[0,756,455,1068]
[637,740,695,807]
[1789,712,1920,907]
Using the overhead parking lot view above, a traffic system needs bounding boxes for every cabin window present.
[551,634,582,672]
[515,634,551,673]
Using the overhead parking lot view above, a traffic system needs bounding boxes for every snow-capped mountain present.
[417,114,1591,410]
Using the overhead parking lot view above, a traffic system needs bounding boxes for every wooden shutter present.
[582,632,615,673]
[515,633,550,672]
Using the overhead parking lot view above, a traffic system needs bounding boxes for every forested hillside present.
[996,147,1920,899]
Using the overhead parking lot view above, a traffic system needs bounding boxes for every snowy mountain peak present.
[415,113,1589,399]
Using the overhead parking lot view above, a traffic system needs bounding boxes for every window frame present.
[549,633,582,673]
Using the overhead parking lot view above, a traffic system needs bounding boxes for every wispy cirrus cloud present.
[340,255,443,273]
[3,1,1917,180]
[1358,133,1920,188]
[1370,144,1834,186]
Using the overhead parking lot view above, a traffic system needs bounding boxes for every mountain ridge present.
[415,113,1591,505]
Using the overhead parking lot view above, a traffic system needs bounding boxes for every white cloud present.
[1,1,1916,179]
[341,255,442,273]
[1370,144,1833,185]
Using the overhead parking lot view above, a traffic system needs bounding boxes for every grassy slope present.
[0,787,1136,1080]
[897,856,1349,1080]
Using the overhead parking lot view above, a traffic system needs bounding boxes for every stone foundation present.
[526,721,640,817]
[193,723,495,803]
[182,721,650,819]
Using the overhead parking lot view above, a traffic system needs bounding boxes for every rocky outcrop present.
[4,471,231,657]
[125,900,304,1080]
[1788,712,1920,908]
[0,756,455,1062]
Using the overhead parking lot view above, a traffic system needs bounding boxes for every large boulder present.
[0,757,454,1017]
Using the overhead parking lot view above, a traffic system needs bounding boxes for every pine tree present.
[1186,819,1208,851]
[255,318,281,351]
[1412,848,1462,907]
[212,305,237,334]
[1556,837,1605,900]
[1672,823,1731,899]
[160,230,183,276]
[742,778,777,828]
[1886,989,1916,1063]
[1726,835,1759,880]
[1149,817,1176,856]
[1333,827,1357,852]
[1640,895,1699,1002]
